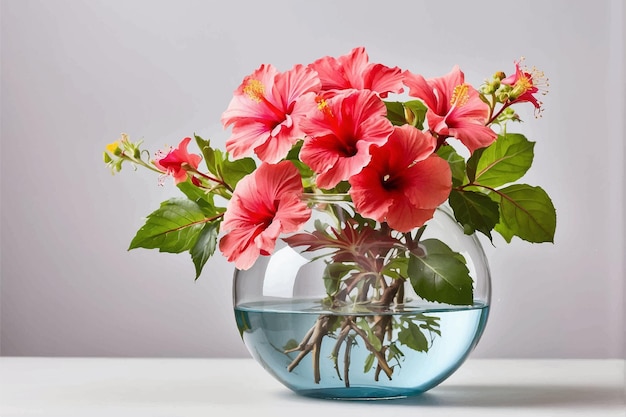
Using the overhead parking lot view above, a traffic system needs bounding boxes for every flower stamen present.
[243,79,265,103]
[450,84,470,108]
[316,97,333,116]
[518,57,550,96]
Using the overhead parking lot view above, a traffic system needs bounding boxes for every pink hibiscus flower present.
[403,66,496,153]
[219,161,311,270]
[308,46,404,98]
[501,59,547,112]
[299,89,394,189]
[349,125,452,232]
[221,63,321,164]
[153,137,202,184]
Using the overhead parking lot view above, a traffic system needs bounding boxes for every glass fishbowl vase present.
[233,194,491,400]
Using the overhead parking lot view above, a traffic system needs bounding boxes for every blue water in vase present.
[235,299,489,400]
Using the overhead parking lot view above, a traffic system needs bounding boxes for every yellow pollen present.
[517,74,533,93]
[317,98,334,118]
[450,84,470,107]
[243,79,265,103]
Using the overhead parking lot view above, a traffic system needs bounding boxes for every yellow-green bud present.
[482,84,496,94]
[403,106,416,126]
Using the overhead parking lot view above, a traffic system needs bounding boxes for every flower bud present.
[106,141,122,156]
[403,106,416,126]
[480,84,494,94]
[496,85,512,102]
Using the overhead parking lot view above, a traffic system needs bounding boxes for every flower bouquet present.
[104,47,555,399]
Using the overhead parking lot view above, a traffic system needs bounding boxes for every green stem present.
[121,152,164,174]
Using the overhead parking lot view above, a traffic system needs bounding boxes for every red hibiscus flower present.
[349,125,452,232]
[221,63,321,163]
[219,161,311,270]
[153,137,202,184]
[308,46,404,98]
[501,59,547,112]
[299,89,394,189]
[403,66,496,154]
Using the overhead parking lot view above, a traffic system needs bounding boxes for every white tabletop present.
[0,357,624,417]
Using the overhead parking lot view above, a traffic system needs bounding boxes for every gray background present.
[1,0,624,359]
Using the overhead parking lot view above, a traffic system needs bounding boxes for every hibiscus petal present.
[402,155,452,209]
[315,148,372,189]
[349,167,394,222]
[403,71,439,113]
[225,121,272,159]
[275,64,321,108]
[429,65,464,114]
[254,219,283,257]
[253,128,299,164]
[387,125,436,167]
[447,121,497,154]
[219,223,265,270]
[297,134,340,173]
[362,63,404,97]
[219,161,310,270]
[274,193,313,232]
[309,47,366,91]
[385,201,436,232]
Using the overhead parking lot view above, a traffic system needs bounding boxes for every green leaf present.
[194,133,256,191]
[283,339,299,351]
[356,318,382,351]
[473,133,535,188]
[384,100,427,129]
[220,157,256,189]
[381,257,408,280]
[448,189,500,239]
[175,181,222,216]
[322,262,354,296]
[465,147,485,183]
[194,134,218,176]
[408,239,474,305]
[491,184,556,243]
[387,343,405,364]
[129,198,208,253]
[384,101,407,126]
[177,181,209,202]
[364,353,375,373]
[397,321,429,352]
[416,314,441,336]
[190,222,219,279]
[437,145,466,187]
[286,141,314,180]
[234,310,251,337]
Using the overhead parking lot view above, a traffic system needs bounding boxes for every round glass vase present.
[233,194,491,400]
